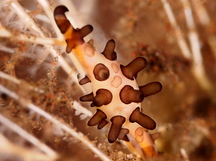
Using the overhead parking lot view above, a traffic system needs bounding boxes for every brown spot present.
[129,107,156,130]
[98,120,108,129]
[120,85,144,104]
[93,63,110,81]
[108,116,125,143]
[118,128,129,141]
[111,76,122,88]
[79,76,91,85]
[88,109,107,126]
[80,92,94,102]
[139,82,162,97]
[120,57,146,80]
[91,89,112,107]
[102,39,117,60]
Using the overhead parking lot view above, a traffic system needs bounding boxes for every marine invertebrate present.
[1,0,215,160]
[54,5,162,158]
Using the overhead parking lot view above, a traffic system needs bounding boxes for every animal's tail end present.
[54,5,93,53]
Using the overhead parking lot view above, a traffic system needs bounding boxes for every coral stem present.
[0,84,111,161]
[181,0,213,92]
[161,0,191,59]
[0,114,58,159]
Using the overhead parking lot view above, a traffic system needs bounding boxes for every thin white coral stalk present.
[0,23,65,45]
[0,71,92,120]
[6,0,82,88]
[161,0,213,93]
[9,0,44,36]
[37,0,63,38]
[191,0,216,58]
[180,148,190,161]
[161,0,191,59]
[0,24,11,37]
[0,114,58,159]
[0,133,56,161]
[181,0,213,92]
[0,71,44,93]
[0,84,111,161]
[191,0,210,25]
[0,71,20,84]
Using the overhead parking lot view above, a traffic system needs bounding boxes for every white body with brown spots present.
[75,42,158,157]
[54,5,162,158]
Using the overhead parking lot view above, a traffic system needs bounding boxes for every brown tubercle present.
[88,109,107,126]
[80,92,94,102]
[150,132,161,142]
[91,89,112,107]
[129,107,156,130]
[120,57,146,80]
[120,85,144,104]
[139,82,162,97]
[108,116,125,143]
[118,128,129,141]
[79,76,91,85]
[101,39,117,60]
[54,5,70,33]
[97,120,108,129]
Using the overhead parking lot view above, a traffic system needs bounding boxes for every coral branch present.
[181,0,213,92]
[0,134,56,161]
[161,0,191,59]
[161,0,214,93]
[37,0,63,38]
[0,84,111,161]
[5,1,82,89]
[0,71,44,93]
[191,0,216,58]
[0,24,65,45]
[9,0,44,36]
[0,114,58,159]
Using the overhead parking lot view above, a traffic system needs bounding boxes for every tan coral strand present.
[54,5,162,158]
